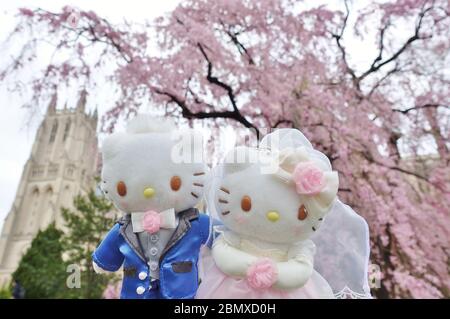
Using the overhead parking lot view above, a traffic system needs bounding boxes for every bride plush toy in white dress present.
[197,129,371,299]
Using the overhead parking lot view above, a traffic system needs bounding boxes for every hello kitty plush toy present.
[92,115,210,299]
[197,129,371,299]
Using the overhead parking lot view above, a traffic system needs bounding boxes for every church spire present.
[47,92,57,114]
[76,89,87,113]
[93,106,98,120]
[0,84,100,281]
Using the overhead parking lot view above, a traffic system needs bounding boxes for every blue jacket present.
[92,208,210,299]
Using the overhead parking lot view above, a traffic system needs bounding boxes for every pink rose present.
[246,258,278,290]
[142,210,161,234]
[102,282,121,299]
[293,161,326,195]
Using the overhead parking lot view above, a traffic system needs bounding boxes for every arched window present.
[63,119,71,142]
[31,187,39,195]
[49,120,58,143]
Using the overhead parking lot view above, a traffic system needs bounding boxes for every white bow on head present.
[270,146,339,214]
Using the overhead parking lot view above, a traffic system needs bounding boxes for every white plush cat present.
[99,117,206,215]
[197,129,339,298]
[92,115,211,299]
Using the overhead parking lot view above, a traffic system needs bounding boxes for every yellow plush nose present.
[143,187,155,198]
[266,211,280,222]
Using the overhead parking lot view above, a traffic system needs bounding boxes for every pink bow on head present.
[292,161,326,196]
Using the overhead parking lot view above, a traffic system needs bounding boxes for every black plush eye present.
[170,176,182,191]
[241,196,252,212]
[298,205,308,220]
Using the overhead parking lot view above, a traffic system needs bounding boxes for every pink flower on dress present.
[293,161,326,195]
[246,258,278,290]
[142,210,161,234]
[103,282,121,299]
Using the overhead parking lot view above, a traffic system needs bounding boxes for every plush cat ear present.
[101,132,128,161]
[222,146,253,174]
[260,128,313,150]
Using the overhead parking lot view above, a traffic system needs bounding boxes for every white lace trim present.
[333,286,372,299]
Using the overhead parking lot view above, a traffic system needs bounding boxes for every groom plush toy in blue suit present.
[92,115,210,299]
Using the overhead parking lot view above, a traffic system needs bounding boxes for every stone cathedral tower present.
[0,91,99,285]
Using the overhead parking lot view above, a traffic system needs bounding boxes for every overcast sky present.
[0,0,411,230]
[0,1,181,230]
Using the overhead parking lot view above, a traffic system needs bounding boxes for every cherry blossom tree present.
[1,0,449,298]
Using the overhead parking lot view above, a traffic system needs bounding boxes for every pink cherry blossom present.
[3,0,450,298]
[18,8,34,17]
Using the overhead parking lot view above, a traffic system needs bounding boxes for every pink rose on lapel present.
[143,211,161,234]
[293,162,326,195]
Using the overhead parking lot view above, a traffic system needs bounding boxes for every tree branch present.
[155,90,235,119]
[393,103,449,114]
[358,6,433,82]
[368,22,390,73]
[219,20,255,65]
[332,0,358,87]
[273,119,293,128]
[196,42,260,137]
[367,63,401,97]
[361,151,433,185]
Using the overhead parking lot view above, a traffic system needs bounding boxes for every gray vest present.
[134,219,179,280]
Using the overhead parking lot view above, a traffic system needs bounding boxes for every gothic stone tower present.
[0,91,99,285]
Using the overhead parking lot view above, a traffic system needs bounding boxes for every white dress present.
[196,231,335,299]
